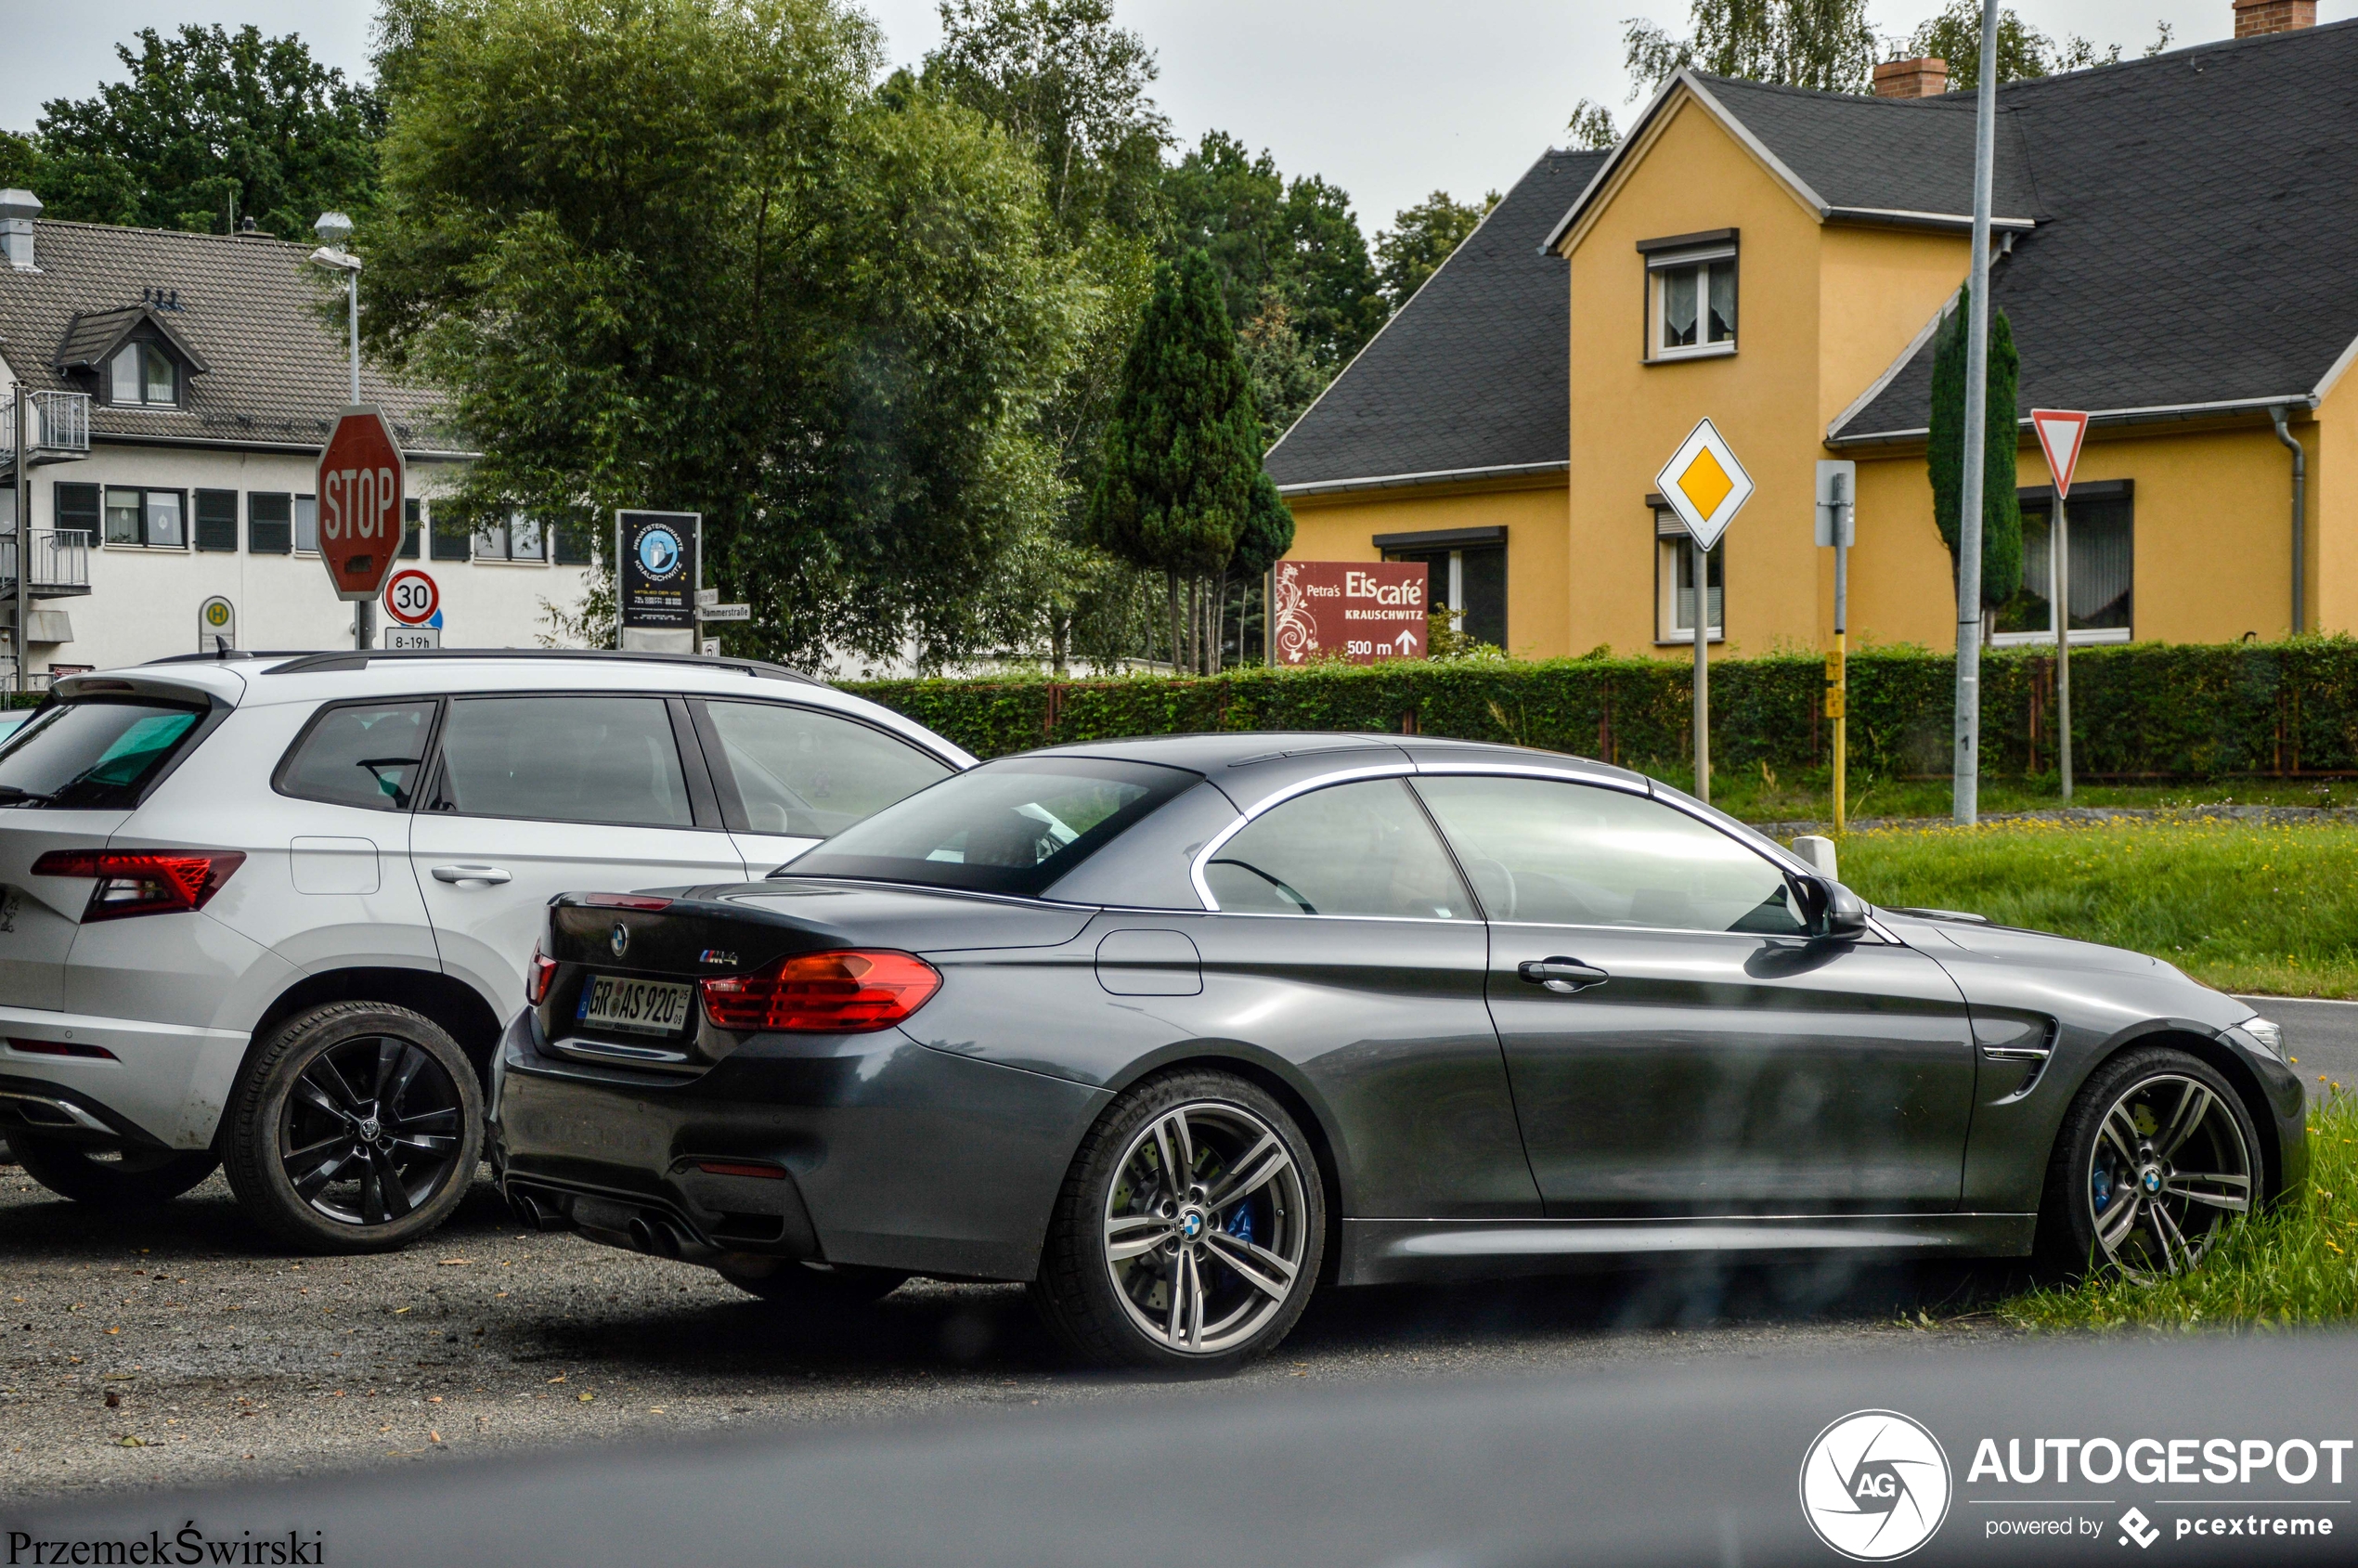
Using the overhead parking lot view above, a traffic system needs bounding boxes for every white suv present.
[0,650,969,1251]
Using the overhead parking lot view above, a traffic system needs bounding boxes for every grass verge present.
[1838,816,2358,999]
[1998,1092,2358,1329]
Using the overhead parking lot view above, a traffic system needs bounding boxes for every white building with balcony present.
[0,191,593,683]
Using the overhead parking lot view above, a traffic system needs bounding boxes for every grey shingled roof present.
[1263,149,1605,492]
[0,220,453,455]
[1833,19,2358,442]
[1691,75,2039,223]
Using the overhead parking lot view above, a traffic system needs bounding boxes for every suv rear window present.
[0,699,208,810]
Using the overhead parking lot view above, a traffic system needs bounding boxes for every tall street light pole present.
[308,212,371,652]
[1952,0,2001,827]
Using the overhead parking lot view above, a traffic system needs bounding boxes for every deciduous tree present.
[366,0,1081,669]
[1374,189,1496,314]
[32,24,380,237]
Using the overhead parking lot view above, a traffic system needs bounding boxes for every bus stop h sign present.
[316,405,407,602]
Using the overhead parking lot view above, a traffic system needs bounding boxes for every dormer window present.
[110,341,178,406]
[1639,229,1738,361]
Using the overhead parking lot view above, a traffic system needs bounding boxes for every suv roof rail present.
[145,647,823,686]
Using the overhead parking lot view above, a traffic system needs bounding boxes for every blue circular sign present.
[636,526,682,580]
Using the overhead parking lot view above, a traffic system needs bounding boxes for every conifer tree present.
[1087,249,1266,668]
[1928,282,2025,615]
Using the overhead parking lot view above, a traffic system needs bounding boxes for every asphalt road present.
[2236,994,2358,1095]
[2,995,2339,1506]
[0,1165,2029,1503]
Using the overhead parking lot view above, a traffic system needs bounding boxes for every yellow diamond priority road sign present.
[1655,417,1756,551]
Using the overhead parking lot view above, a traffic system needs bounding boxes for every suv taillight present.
[32,849,246,922]
[699,950,940,1033]
[526,946,559,1006]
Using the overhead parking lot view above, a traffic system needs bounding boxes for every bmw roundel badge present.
[610,923,629,958]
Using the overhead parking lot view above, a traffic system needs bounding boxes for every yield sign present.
[2030,408,2091,499]
[1654,417,1755,551]
[316,405,407,602]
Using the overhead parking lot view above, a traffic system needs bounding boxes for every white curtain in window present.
[145,491,183,549]
[294,495,318,553]
[2066,502,2132,628]
[110,345,142,404]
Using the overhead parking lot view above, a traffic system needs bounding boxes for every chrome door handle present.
[1518,957,1609,993]
[431,864,512,886]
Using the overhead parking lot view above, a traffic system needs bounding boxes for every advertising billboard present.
[1269,560,1429,665]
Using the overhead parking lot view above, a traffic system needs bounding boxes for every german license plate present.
[575,975,693,1036]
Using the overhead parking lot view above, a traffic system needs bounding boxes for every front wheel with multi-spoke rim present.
[2038,1046,2262,1281]
[1031,1070,1325,1372]
[223,1002,483,1253]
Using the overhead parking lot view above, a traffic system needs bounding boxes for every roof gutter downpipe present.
[2272,405,2306,637]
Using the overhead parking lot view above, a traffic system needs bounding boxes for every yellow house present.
[1272,9,2358,660]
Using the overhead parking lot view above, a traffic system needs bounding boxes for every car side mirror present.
[1787,875,1869,941]
[1818,879,1870,941]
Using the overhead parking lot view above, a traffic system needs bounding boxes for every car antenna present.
[214,635,231,661]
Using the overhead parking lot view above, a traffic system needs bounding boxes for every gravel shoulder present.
[0,1167,2025,1502]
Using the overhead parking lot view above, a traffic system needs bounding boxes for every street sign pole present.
[1953,0,2002,827]
[2030,408,2091,803]
[2055,491,2071,800]
[1655,419,1755,808]
[1817,460,1855,834]
[1692,537,1709,804]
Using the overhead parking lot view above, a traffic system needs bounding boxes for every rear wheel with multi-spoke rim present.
[1032,1070,1324,1372]
[2038,1047,2261,1281]
[224,1002,483,1253]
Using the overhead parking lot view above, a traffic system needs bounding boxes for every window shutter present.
[195,489,239,551]
[400,499,423,560]
[248,492,292,554]
[54,483,100,538]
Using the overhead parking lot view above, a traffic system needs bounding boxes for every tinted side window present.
[1204,779,1470,920]
[0,700,206,810]
[703,701,952,837]
[436,695,692,827]
[1412,775,1806,936]
[279,701,437,811]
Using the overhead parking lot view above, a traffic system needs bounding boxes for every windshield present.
[776,756,1198,898]
[0,698,208,810]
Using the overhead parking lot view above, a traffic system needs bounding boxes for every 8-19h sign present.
[317,405,406,601]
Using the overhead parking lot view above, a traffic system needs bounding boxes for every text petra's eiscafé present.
[1271,561,1428,665]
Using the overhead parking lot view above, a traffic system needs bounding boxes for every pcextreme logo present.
[1800,1409,1954,1561]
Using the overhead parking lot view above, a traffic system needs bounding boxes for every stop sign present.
[316,405,407,602]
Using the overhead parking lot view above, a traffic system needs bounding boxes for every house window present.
[293,495,318,553]
[1653,507,1723,641]
[1993,487,2133,646]
[553,520,595,565]
[400,499,423,560]
[249,492,292,554]
[107,341,178,407]
[1641,233,1737,360]
[473,511,548,563]
[1377,527,1508,649]
[102,486,186,549]
[194,489,238,552]
[430,506,471,561]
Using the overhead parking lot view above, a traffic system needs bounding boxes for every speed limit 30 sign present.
[383,569,439,627]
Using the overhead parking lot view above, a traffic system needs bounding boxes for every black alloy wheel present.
[2039,1046,2262,1281]
[7,1132,218,1208]
[1032,1069,1325,1373]
[223,1002,483,1253]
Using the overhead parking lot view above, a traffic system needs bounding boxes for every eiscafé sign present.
[1271,561,1428,665]
[315,405,406,601]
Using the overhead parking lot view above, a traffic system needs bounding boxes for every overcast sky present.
[8,0,2356,235]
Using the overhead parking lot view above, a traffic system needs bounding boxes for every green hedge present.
[848,638,2358,783]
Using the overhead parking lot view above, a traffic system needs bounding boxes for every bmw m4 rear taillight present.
[699,950,940,1033]
[525,946,559,1006]
[32,849,246,922]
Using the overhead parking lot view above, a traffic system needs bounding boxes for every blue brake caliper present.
[1224,1201,1255,1247]
[2091,1164,2113,1214]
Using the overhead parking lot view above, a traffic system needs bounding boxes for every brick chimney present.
[2234,0,2317,36]
[1872,57,1950,98]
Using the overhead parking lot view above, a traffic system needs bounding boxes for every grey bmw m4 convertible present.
[491,734,2307,1370]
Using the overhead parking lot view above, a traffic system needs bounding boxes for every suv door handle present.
[1518,957,1609,993]
[431,864,512,886]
